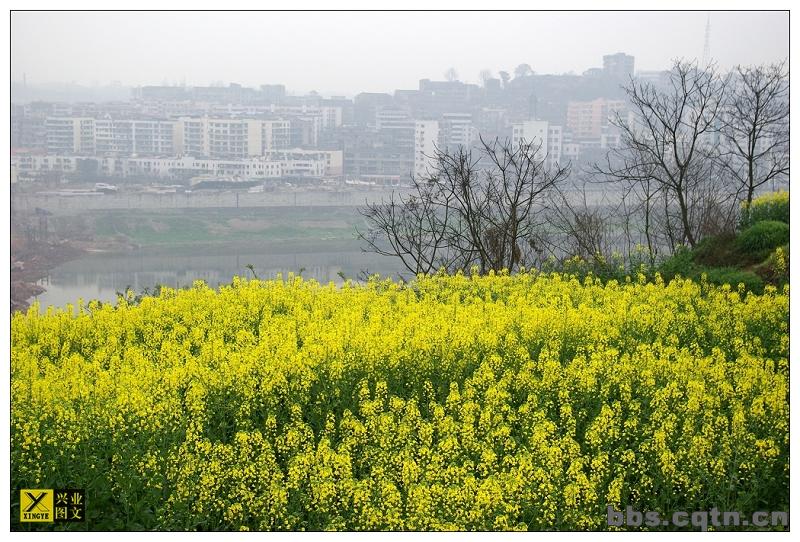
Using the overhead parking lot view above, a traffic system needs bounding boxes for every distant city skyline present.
[11,11,789,97]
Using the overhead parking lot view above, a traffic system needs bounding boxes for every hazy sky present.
[11,11,789,96]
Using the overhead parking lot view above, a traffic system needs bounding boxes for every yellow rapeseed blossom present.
[10,272,789,530]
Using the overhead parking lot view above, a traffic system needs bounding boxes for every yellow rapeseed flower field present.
[11,271,789,530]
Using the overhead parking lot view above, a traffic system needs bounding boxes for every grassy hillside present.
[659,191,789,294]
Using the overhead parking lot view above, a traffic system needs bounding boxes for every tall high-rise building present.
[603,53,635,79]
[414,120,440,178]
[566,98,627,140]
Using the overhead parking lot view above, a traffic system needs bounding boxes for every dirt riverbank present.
[11,240,84,313]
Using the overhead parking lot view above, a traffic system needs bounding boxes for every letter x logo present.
[25,492,48,513]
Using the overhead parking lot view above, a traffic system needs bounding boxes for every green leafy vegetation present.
[735,221,790,263]
[740,190,789,229]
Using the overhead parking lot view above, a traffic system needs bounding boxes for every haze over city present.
[10,9,790,310]
[11,11,789,96]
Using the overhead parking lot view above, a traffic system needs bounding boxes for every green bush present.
[741,191,789,229]
[692,233,739,267]
[702,267,765,294]
[658,246,700,282]
[735,221,790,262]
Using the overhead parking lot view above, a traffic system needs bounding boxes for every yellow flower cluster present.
[741,190,789,227]
[11,272,789,530]
[742,189,789,210]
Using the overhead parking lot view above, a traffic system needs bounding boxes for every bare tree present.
[547,183,614,262]
[498,71,511,89]
[718,61,789,206]
[357,186,452,275]
[479,69,494,88]
[444,67,459,82]
[514,63,534,79]
[359,137,570,275]
[595,60,730,249]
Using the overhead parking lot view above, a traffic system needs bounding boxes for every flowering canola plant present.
[11,271,789,530]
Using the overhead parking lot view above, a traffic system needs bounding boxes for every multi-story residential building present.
[175,117,292,159]
[511,120,549,152]
[11,111,47,150]
[375,108,416,154]
[262,105,343,130]
[511,120,563,168]
[353,93,394,127]
[45,117,96,154]
[94,118,178,156]
[46,116,181,156]
[260,84,286,103]
[13,154,82,173]
[440,112,477,150]
[414,120,440,178]
[289,115,323,148]
[417,79,482,117]
[261,120,292,154]
[562,141,581,163]
[547,124,563,166]
[475,107,511,142]
[566,98,627,140]
[207,118,252,158]
[603,53,635,79]
[375,108,411,131]
[176,117,208,156]
[14,152,339,181]
[116,156,283,179]
[344,145,412,182]
[267,149,343,176]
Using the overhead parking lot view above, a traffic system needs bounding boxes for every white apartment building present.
[547,125,563,167]
[261,120,292,154]
[45,117,96,154]
[13,154,83,173]
[512,120,548,156]
[176,117,208,156]
[375,109,411,130]
[562,141,581,163]
[43,115,297,160]
[441,113,477,150]
[267,149,343,176]
[267,105,343,130]
[119,156,285,179]
[175,117,292,159]
[511,120,563,168]
[414,120,440,179]
[14,150,342,181]
[94,118,178,156]
[566,98,627,140]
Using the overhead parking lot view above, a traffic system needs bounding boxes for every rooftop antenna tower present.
[702,15,711,66]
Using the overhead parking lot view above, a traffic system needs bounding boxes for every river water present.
[33,243,406,311]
